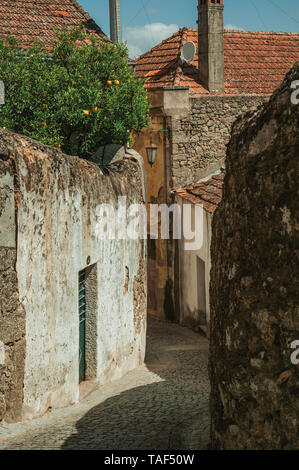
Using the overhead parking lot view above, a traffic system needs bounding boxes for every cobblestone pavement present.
[0,317,210,450]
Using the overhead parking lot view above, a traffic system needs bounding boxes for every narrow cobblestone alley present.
[0,317,210,450]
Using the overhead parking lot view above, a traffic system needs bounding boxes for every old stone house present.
[133,0,299,322]
[175,169,224,335]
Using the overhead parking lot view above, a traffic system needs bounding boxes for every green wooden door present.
[79,270,86,383]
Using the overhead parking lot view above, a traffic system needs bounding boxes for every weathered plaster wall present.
[210,63,299,449]
[0,130,147,422]
[175,197,212,334]
[133,111,167,207]
[133,105,172,320]
[171,94,266,189]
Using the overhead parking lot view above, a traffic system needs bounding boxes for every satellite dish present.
[181,41,196,63]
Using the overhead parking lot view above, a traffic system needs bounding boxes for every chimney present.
[109,0,122,44]
[198,0,224,93]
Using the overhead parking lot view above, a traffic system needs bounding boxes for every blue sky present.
[80,0,299,57]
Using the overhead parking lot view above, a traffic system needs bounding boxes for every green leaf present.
[0,28,150,159]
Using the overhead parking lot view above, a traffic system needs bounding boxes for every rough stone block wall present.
[210,63,299,450]
[171,94,266,189]
[0,146,26,423]
[0,245,26,424]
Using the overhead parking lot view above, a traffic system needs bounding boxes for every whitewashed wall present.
[175,197,212,333]
[1,133,147,421]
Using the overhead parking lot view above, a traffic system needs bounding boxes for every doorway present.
[147,237,157,314]
[79,269,87,383]
[78,264,98,384]
[197,257,207,325]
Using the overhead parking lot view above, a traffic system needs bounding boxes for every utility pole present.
[109,0,122,44]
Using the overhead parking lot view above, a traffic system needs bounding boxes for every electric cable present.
[250,0,269,30]
[266,0,299,25]
[141,0,155,46]
[125,0,152,27]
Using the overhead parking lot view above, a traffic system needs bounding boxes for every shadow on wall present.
[164,278,176,322]
[179,305,210,338]
[61,319,210,450]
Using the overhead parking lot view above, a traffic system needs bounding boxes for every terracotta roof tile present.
[176,171,225,214]
[135,28,299,95]
[0,0,109,48]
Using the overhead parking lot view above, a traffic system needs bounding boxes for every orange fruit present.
[114,80,120,86]
[42,121,47,127]
[107,80,113,86]
[83,110,90,116]
[92,106,98,113]
[56,143,61,149]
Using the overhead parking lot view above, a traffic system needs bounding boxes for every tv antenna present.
[181,41,196,63]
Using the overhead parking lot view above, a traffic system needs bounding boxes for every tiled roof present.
[135,28,299,95]
[0,0,109,49]
[176,171,225,214]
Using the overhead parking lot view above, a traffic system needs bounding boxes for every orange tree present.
[0,29,150,159]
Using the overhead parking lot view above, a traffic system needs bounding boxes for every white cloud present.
[225,24,245,31]
[123,23,179,59]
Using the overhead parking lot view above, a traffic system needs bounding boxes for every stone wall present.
[171,94,266,189]
[210,63,299,449]
[0,147,26,423]
[0,130,147,423]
